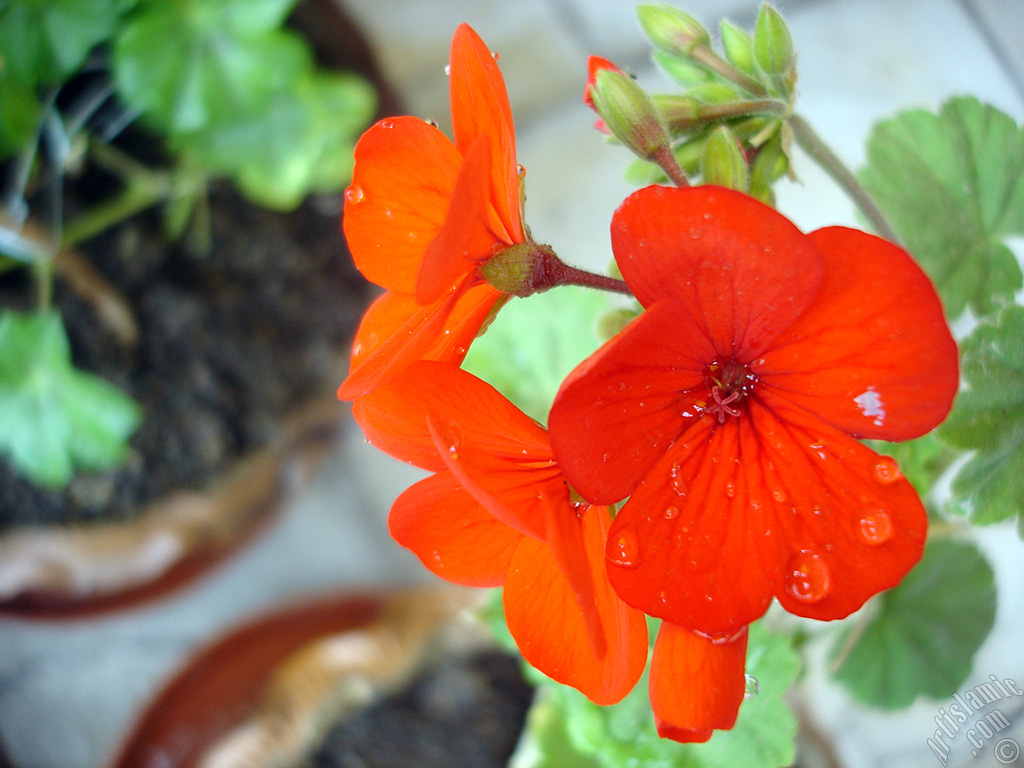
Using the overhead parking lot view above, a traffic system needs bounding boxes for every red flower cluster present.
[338,24,959,743]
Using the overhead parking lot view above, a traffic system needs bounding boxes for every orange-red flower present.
[337,24,525,400]
[353,361,647,704]
[549,184,959,636]
[354,360,749,739]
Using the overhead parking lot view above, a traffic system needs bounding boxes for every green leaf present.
[463,286,613,424]
[861,97,1024,318]
[180,70,376,209]
[515,622,799,768]
[113,4,310,134]
[831,538,996,708]
[0,67,42,158]
[0,310,142,488]
[0,0,132,86]
[939,305,1024,527]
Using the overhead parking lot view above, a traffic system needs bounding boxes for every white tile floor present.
[1,1,1022,767]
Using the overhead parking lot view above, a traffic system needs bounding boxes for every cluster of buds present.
[585,4,797,202]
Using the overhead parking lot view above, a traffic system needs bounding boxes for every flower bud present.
[480,242,561,297]
[637,4,710,56]
[701,125,749,191]
[753,5,795,87]
[589,68,672,163]
[719,20,755,76]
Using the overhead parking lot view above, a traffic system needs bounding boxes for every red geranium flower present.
[353,361,647,704]
[337,24,525,400]
[549,185,959,636]
[353,360,744,739]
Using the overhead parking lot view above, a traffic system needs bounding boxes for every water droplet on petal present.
[771,488,787,503]
[344,185,365,204]
[724,481,736,498]
[785,550,831,603]
[443,64,451,76]
[380,118,394,129]
[872,456,903,485]
[607,526,641,569]
[744,674,760,698]
[669,463,687,496]
[435,419,463,459]
[857,506,894,545]
[663,505,680,520]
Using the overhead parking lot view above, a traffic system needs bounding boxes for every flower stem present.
[788,113,899,243]
[550,261,632,296]
[651,145,690,188]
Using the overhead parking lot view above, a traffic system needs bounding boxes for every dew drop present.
[857,506,894,545]
[380,118,394,129]
[444,64,451,76]
[724,481,736,498]
[669,463,687,496]
[344,185,365,204]
[872,456,903,485]
[436,419,463,458]
[663,505,680,520]
[771,488,787,503]
[785,550,831,603]
[607,526,641,569]
[744,674,760,699]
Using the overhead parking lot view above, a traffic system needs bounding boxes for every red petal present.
[417,136,506,304]
[428,411,557,541]
[338,281,504,399]
[649,623,747,742]
[448,24,523,244]
[583,55,622,109]
[389,473,518,586]
[504,504,648,704]
[607,393,928,632]
[343,117,461,294]
[605,416,776,633]
[748,394,928,622]
[611,185,823,359]
[355,359,551,493]
[549,299,714,504]
[758,226,959,441]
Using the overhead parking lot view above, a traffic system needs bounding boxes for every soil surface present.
[308,650,535,768]
[0,0,390,533]
[0,182,370,531]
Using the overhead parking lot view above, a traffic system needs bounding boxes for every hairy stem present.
[789,113,899,243]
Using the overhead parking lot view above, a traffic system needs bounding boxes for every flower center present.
[702,359,757,423]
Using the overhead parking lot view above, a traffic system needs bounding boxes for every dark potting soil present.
[307,650,536,768]
[0,183,370,531]
[0,0,397,534]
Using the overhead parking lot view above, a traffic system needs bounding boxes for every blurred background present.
[0,1,1022,767]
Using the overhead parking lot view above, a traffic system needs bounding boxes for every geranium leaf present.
[939,305,1024,528]
[180,70,376,209]
[463,286,612,424]
[860,97,1024,318]
[831,538,996,709]
[0,310,141,488]
[113,4,310,134]
[517,622,798,768]
[0,0,132,86]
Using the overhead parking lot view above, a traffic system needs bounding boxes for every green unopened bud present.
[637,4,710,56]
[591,68,671,162]
[753,5,795,86]
[480,242,560,297]
[653,50,713,88]
[701,125,749,191]
[720,20,755,76]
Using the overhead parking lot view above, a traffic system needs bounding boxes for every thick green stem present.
[789,113,899,243]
